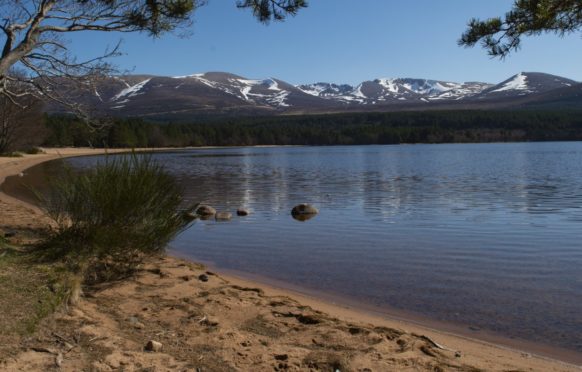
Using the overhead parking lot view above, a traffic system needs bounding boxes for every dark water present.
[8,143,582,356]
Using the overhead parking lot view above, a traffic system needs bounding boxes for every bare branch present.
[0,0,307,129]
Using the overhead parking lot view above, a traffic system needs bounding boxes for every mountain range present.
[55,72,580,121]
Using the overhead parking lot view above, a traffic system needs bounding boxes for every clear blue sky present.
[68,0,582,85]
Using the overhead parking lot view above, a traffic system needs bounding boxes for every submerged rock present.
[292,213,317,222]
[237,208,250,216]
[291,204,319,216]
[291,204,319,222]
[215,212,232,221]
[196,205,216,216]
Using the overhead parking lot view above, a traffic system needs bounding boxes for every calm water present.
[9,143,582,355]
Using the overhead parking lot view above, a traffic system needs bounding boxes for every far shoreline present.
[1,147,581,369]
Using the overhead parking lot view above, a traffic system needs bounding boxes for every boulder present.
[291,204,319,222]
[291,204,319,216]
[196,205,216,216]
[215,212,232,221]
[237,208,250,216]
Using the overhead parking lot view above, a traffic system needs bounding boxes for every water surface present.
[9,143,582,357]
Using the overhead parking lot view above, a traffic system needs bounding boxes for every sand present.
[0,148,580,371]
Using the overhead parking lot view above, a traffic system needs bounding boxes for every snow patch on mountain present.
[402,80,456,95]
[171,73,205,79]
[352,85,367,99]
[297,84,329,97]
[377,79,401,94]
[297,83,362,103]
[231,78,289,106]
[492,73,529,93]
[429,82,493,101]
[112,79,151,101]
[268,91,290,107]
[190,75,220,89]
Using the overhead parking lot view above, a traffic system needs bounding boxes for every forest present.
[43,110,582,148]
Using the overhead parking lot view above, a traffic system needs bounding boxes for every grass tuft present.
[37,152,194,284]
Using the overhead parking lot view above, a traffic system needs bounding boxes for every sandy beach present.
[0,148,580,371]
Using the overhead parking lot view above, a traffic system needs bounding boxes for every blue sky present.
[68,0,582,85]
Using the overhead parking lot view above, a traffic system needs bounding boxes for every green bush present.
[39,153,193,284]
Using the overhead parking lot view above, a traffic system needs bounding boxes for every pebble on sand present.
[145,340,163,352]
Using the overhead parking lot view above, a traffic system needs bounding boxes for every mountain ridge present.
[48,71,581,120]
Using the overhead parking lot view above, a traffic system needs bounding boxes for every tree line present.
[43,110,582,148]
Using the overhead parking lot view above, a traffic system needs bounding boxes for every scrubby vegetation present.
[38,153,193,285]
[44,110,582,148]
[0,153,195,360]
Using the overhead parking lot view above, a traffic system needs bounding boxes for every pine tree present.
[459,0,582,57]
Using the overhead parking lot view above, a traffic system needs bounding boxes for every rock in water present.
[145,340,163,352]
[215,212,232,221]
[291,204,319,221]
[196,205,217,216]
[237,208,250,216]
[182,212,198,222]
[292,213,317,222]
[291,204,319,216]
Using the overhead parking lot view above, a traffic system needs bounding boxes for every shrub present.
[39,153,193,284]
[24,147,46,155]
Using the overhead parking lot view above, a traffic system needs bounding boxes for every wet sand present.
[0,148,580,371]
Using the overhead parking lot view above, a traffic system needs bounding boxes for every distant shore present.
[1,148,580,371]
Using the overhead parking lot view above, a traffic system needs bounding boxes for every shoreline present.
[176,254,582,367]
[1,148,581,370]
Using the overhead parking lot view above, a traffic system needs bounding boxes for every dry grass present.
[0,236,69,361]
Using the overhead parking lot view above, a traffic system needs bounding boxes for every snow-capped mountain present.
[296,83,356,102]
[298,78,493,104]
[169,73,291,107]
[48,71,579,120]
[475,72,577,100]
[99,72,330,118]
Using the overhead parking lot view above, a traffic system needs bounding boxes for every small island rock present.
[291,204,319,216]
[237,208,250,216]
[196,205,216,216]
